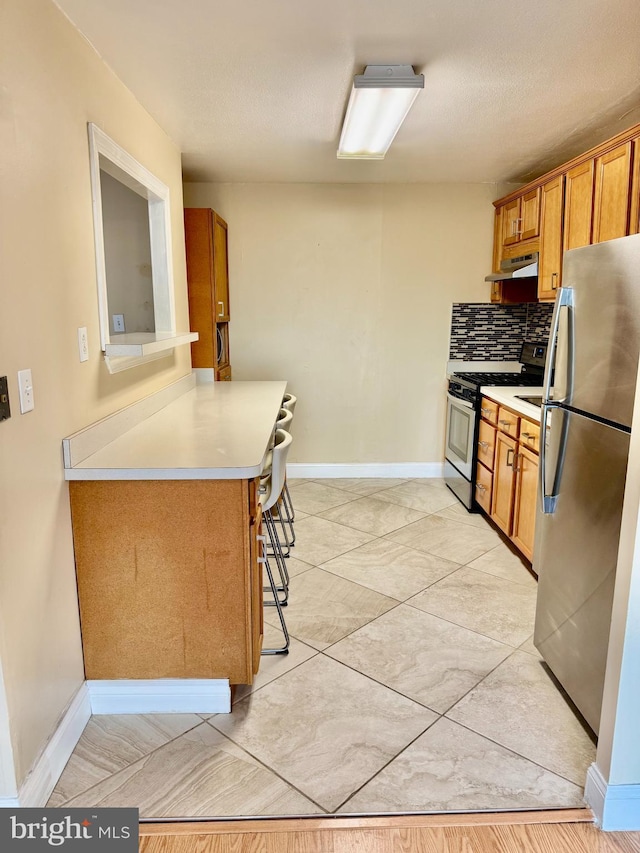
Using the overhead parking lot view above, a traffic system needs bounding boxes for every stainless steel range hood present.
[485,252,538,282]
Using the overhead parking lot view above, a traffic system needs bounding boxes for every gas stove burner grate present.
[453,372,543,387]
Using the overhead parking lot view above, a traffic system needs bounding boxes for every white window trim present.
[87,124,196,371]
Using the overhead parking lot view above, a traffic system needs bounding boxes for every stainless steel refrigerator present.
[534,233,640,735]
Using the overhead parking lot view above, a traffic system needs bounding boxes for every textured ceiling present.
[54,0,640,184]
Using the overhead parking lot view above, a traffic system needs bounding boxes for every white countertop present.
[479,386,543,422]
[64,381,287,480]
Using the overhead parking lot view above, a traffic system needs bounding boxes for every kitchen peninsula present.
[63,378,286,692]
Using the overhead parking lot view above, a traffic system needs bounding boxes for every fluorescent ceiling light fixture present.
[338,65,424,160]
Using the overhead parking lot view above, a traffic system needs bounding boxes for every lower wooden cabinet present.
[475,462,493,514]
[477,399,541,563]
[491,431,518,535]
[512,445,539,561]
[69,477,263,684]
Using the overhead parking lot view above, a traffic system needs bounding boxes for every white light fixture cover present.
[338,65,424,160]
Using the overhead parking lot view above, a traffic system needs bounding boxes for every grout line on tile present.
[441,714,588,792]
[230,646,321,706]
[202,718,328,814]
[402,592,532,651]
[316,648,441,715]
[332,713,442,812]
[48,716,212,809]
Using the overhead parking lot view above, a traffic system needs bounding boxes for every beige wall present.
[0,0,191,787]
[184,182,497,464]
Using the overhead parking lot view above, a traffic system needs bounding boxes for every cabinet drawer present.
[475,463,493,514]
[519,419,540,454]
[480,397,498,425]
[477,419,497,471]
[497,406,519,437]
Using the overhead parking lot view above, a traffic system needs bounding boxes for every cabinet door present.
[538,175,564,300]
[492,207,503,273]
[477,419,497,471]
[491,431,518,535]
[250,505,264,674]
[520,187,541,240]
[563,160,595,250]
[512,445,539,561]
[184,208,216,369]
[213,213,230,322]
[497,407,519,439]
[502,198,521,246]
[592,142,632,244]
[629,137,640,235]
[475,463,493,514]
[519,418,540,454]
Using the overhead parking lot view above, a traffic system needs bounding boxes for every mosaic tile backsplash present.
[450,302,554,361]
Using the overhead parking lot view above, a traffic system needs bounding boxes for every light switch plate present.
[17,369,34,414]
[78,327,89,362]
[113,314,125,333]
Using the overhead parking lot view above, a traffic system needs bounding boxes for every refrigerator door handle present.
[542,286,574,405]
[540,403,569,514]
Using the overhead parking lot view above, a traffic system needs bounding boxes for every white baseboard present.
[287,463,445,479]
[17,683,91,808]
[87,679,231,715]
[585,763,640,830]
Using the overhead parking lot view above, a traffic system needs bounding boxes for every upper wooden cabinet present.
[563,159,594,251]
[538,175,564,301]
[520,188,542,240]
[491,121,640,303]
[498,188,540,252]
[184,208,232,378]
[592,142,632,244]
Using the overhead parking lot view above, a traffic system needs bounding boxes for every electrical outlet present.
[78,327,89,362]
[113,314,125,333]
[0,376,10,421]
[17,369,34,414]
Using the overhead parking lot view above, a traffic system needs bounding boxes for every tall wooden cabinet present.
[184,208,232,380]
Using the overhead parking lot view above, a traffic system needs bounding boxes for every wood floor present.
[140,812,640,852]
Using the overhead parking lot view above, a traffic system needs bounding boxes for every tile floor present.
[48,478,596,818]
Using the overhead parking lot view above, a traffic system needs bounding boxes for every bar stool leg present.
[260,545,290,655]
[262,511,289,605]
[282,480,296,546]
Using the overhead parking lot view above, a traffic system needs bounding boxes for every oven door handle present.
[447,393,475,411]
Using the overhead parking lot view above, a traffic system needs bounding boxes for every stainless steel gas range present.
[444,342,547,510]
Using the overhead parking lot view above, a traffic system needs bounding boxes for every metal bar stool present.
[259,429,293,654]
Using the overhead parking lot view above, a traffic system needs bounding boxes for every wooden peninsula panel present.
[70,478,260,684]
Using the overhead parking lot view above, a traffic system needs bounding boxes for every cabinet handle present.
[480,407,492,416]
[551,272,558,290]
[478,440,489,449]
[506,448,515,467]
[515,217,523,235]
[513,451,521,472]
[476,483,486,493]
[218,301,225,317]
[499,419,512,429]
[521,432,536,442]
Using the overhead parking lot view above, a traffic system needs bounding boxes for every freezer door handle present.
[542,286,574,405]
